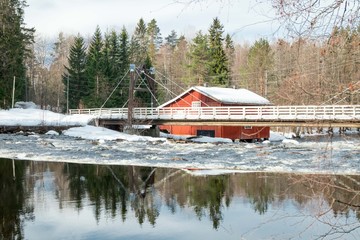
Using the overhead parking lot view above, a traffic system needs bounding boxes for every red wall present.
[163,90,221,107]
[161,125,270,141]
[160,89,270,141]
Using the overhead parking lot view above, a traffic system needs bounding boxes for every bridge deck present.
[69,105,360,128]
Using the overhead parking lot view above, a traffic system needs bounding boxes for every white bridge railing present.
[69,105,360,122]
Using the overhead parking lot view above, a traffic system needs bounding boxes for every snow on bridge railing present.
[69,105,360,121]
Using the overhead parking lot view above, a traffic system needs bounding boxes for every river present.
[1,158,360,240]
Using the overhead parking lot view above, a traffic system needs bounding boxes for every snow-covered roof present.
[159,86,271,107]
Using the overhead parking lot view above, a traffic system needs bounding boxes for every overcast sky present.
[24,0,280,43]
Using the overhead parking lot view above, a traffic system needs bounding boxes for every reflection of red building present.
[159,86,271,141]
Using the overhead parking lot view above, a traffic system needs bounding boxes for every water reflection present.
[1,158,360,239]
[0,159,34,240]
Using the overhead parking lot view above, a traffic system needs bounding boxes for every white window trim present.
[192,101,201,108]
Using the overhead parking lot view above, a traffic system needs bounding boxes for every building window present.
[197,130,215,137]
[192,101,201,108]
[244,126,252,130]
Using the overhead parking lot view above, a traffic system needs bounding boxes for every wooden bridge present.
[69,105,360,128]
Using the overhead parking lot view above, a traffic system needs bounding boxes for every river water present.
[1,158,360,240]
[0,132,359,174]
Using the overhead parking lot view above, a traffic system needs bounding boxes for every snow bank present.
[63,125,166,142]
[160,132,233,143]
[190,136,233,143]
[269,131,286,141]
[46,130,59,136]
[160,132,191,141]
[0,108,93,126]
[282,139,300,145]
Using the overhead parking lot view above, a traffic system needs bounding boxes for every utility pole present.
[12,158,16,180]
[96,75,99,97]
[12,76,16,108]
[148,67,156,108]
[264,70,268,98]
[128,64,136,127]
[66,75,69,114]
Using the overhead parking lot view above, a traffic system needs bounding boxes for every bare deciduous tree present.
[266,0,360,38]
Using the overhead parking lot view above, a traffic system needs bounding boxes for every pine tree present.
[101,31,118,107]
[208,17,229,86]
[102,33,111,85]
[108,30,121,87]
[85,26,105,107]
[225,34,235,84]
[188,31,210,85]
[117,27,130,107]
[147,19,162,63]
[63,35,87,110]
[119,27,130,76]
[135,55,153,107]
[98,27,131,108]
[0,0,34,108]
[165,30,179,49]
[130,18,148,65]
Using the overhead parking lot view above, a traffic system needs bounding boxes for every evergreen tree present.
[0,0,34,108]
[63,35,87,110]
[208,17,229,86]
[188,31,210,85]
[224,33,235,84]
[102,30,121,107]
[119,27,130,76]
[98,27,131,108]
[147,19,162,63]
[108,30,121,86]
[165,30,179,49]
[135,55,153,107]
[102,32,112,84]
[117,27,130,107]
[130,18,148,65]
[85,26,106,107]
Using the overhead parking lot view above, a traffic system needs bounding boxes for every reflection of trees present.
[237,173,276,214]
[191,177,228,229]
[66,164,159,226]
[0,159,33,240]
[154,169,232,229]
[287,174,360,238]
[64,165,360,236]
[128,167,158,225]
[3,159,359,238]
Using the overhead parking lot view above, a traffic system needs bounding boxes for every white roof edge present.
[158,87,197,108]
[158,86,271,108]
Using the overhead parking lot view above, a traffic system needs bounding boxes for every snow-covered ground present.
[0,102,92,126]
[1,104,359,175]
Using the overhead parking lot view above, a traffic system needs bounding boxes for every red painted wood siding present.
[160,89,270,140]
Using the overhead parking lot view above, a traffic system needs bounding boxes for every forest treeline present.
[1,1,359,111]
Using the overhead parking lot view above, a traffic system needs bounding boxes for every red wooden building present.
[159,86,271,141]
